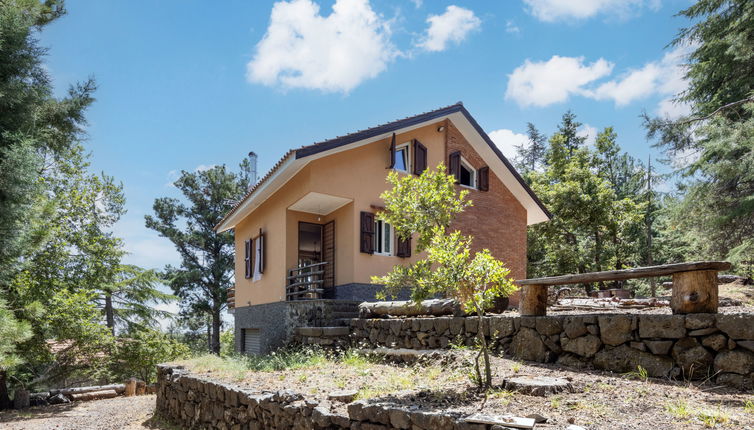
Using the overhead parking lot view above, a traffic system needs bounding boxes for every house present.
[215,102,551,354]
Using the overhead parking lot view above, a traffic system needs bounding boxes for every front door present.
[297,221,336,291]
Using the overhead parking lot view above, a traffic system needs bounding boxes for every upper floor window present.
[459,157,476,188]
[374,219,393,255]
[394,143,410,173]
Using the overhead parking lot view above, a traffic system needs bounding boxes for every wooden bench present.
[517,261,731,316]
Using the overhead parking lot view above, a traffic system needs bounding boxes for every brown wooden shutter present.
[387,133,396,169]
[396,235,412,258]
[478,166,489,191]
[360,211,375,254]
[258,228,265,274]
[244,239,252,278]
[449,151,461,182]
[413,140,427,175]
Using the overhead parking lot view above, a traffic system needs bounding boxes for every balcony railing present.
[227,285,235,312]
[287,262,328,300]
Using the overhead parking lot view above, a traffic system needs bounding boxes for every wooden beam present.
[671,270,718,314]
[517,261,731,286]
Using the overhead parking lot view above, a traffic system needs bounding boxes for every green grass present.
[623,365,649,382]
[665,399,692,419]
[744,399,754,414]
[697,408,729,428]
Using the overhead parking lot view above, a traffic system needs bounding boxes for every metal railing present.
[287,262,328,300]
[227,285,235,312]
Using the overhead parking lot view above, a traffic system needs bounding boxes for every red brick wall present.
[445,121,528,305]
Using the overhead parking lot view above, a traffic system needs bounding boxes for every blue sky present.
[41,0,693,272]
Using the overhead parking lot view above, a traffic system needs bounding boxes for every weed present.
[665,399,691,419]
[297,374,308,383]
[624,365,649,382]
[489,388,515,406]
[510,361,522,373]
[745,399,754,414]
[550,395,562,409]
[697,408,729,428]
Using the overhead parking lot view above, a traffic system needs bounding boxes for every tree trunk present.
[211,309,221,355]
[104,293,115,336]
[519,285,547,316]
[671,270,718,314]
[0,370,10,410]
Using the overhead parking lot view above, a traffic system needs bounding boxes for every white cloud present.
[418,5,481,52]
[577,124,598,146]
[246,0,397,93]
[195,164,217,172]
[113,216,181,270]
[488,129,528,159]
[523,0,660,22]
[410,0,422,8]
[505,20,520,34]
[505,55,613,107]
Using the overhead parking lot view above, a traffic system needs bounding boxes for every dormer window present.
[394,144,409,172]
[459,157,476,188]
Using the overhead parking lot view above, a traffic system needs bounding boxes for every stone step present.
[332,318,357,327]
[295,326,351,337]
[331,311,359,319]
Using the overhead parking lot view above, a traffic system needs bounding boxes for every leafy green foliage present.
[373,166,516,388]
[114,329,190,384]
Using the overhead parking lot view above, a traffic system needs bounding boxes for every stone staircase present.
[293,301,359,346]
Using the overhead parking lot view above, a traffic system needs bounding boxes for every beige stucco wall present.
[232,119,529,307]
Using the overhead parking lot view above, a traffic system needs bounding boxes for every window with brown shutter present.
[396,235,412,258]
[387,133,396,169]
[478,166,489,191]
[244,239,252,279]
[413,140,427,175]
[448,151,461,182]
[360,211,375,254]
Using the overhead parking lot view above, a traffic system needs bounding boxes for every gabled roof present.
[215,102,551,232]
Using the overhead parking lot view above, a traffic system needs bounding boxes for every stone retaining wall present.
[349,313,754,389]
[156,364,491,430]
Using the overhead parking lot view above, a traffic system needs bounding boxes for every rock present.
[644,340,674,355]
[450,317,465,335]
[685,314,715,330]
[542,335,562,354]
[434,317,450,334]
[388,408,412,429]
[48,393,70,405]
[511,327,549,362]
[490,317,515,338]
[737,340,754,353]
[347,400,368,421]
[526,413,548,423]
[563,316,589,339]
[714,349,754,375]
[638,315,686,339]
[688,327,719,336]
[598,315,633,346]
[716,314,754,340]
[630,341,647,352]
[586,324,600,336]
[520,316,536,328]
[729,338,737,350]
[556,353,589,369]
[701,334,728,351]
[567,426,586,430]
[410,411,455,430]
[465,317,479,334]
[671,338,713,378]
[312,406,333,427]
[715,373,754,390]
[504,376,573,396]
[328,390,358,403]
[562,335,602,358]
[594,344,675,377]
[535,317,561,336]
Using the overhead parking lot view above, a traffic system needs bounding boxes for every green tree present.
[0,299,32,409]
[557,110,587,156]
[514,122,547,173]
[114,329,189,384]
[146,163,250,354]
[373,166,517,388]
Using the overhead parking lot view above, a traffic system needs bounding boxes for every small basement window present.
[459,158,476,188]
[374,219,393,255]
[394,144,410,172]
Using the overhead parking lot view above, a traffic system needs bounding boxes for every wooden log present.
[517,261,731,286]
[70,389,118,402]
[671,269,718,314]
[519,285,547,316]
[124,379,136,397]
[358,299,463,318]
[60,384,126,396]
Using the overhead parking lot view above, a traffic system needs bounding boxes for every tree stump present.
[124,378,137,397]
[519,285,547,316]
[135,380,146,396]
[12,389,29,410]
[671,270,718,314]
[503,376,573,396]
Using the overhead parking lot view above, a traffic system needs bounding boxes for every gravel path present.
[0,395,170,430]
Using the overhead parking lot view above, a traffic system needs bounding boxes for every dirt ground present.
[0,395,172,430]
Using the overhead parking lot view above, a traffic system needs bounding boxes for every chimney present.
[248,151,258,191]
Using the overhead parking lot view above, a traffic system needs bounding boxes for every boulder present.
[598,315,633,346]
[685,314,715,330]
[737,340,754,353]
[594,344,675,377]
[562,335,602,358]
[563,316,589,339]
[489,317,514,338]
[557,353,589,369]
[503,376,573,396]
[511,327,549,362]
[671,338,713,378]
[717,314,754,340]
[328,390,358,403]
[715,373,753,390]
[701,334,728,351]
[714,349,754,375]
[535,317,561,336]
[638,315,686,339]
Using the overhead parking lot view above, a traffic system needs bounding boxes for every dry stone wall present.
[156,364,495,430]
[349,313,754,389]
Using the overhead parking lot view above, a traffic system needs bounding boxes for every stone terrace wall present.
[349,313,754,389]
[156,364,494,430]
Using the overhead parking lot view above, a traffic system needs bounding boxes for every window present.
[393,144,410,172]
[459,158,476,188]
[373,219,393,255]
